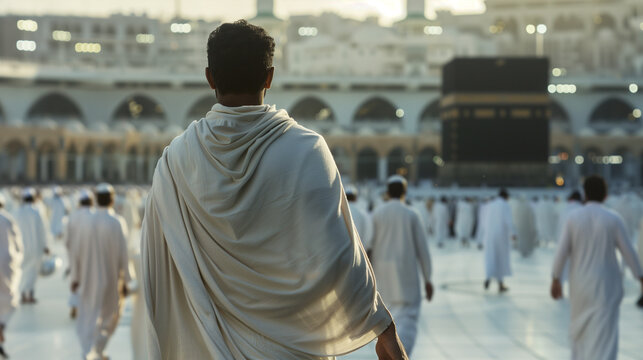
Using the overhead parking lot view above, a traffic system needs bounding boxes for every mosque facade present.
[0,0,642,187]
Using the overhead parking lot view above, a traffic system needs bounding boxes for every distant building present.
[0,0,642,187]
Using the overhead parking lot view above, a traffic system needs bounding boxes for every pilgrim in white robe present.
[71,208,131,360]
[48,195,69,239]
[455,200,475,244]
[370,200,432,356]
[432,201,449,245]
[64,205,94,310]
[552,202,643,360]
[141,104,391,359]
[14,204,48,295]
[511,197,537,258]
[0,209,22,324]
[348,202,373,251]
[482,198,516,280]
[536,198,558,245]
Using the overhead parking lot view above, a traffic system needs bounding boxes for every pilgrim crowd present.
[0,175,641,359]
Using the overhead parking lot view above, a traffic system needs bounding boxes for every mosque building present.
[0,0,642,187]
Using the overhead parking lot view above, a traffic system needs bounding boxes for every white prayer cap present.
[22,187,36,199]
[52,185,63,195]
[95,183,115,195]
[387,175,408,186]
[345,185,358,196]
[78,189,92,201]
[0,193,5,206]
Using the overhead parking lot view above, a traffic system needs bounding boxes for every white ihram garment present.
[71,208,131,359]
[553,202,643,360]
[432,202,449,243]
[0,209,23,324]
[349,202,374,250]
[511,198,537,258]
[482,198,516,280]
[49,196,69,238]
[141,104,391,359]
[455,201,474,240]
[64,207,94,308]
[14,204,47,293]
[371,200,432,355]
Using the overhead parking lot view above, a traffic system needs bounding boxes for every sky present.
[0,0,485,25]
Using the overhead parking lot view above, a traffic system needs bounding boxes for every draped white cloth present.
[455,200,474,241]
[348,202,374,251]
[141,104,390,360]
[510,198,537,258]
[431,202,449,243]
[14,204,48,293]
[552,202,643,360]
[370,200,432,356]
[0,209,23,324]
[481,198,516,280]
[71,208,131,359]
[64,206,94,309]
[48,195,69,238]
[535,199,558,244]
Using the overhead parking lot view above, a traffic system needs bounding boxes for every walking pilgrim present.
[48,186,70,240]
[0,194,22,359]
[70,184,130,360]
[551,176,643,360]
[558,191,583,240]
[14,188,49,304]
[141,21,407,360]
[370,175,433,356]
[455,197,475,247]
[432,196,450,248]
[481,189,517,292]
[346,185,374,254]
[511,195,537,258]
[64,189,94,319]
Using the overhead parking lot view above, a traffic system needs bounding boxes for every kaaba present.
[438,57,550,186]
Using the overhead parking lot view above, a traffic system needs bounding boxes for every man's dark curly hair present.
[207,20,275,95]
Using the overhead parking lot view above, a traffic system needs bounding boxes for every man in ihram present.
[551,175,643,360]
[142,20,407,359]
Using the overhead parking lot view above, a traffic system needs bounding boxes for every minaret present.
[256,0,275,18]
[407,0,426,19]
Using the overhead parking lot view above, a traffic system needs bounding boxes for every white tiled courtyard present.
[6,240,643,360]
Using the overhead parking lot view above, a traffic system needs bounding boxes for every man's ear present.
[264,67,275,89]
[205,67,216,90]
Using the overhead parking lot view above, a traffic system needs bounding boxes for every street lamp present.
[526,23,547,56]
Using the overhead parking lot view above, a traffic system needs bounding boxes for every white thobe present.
[64,206,94,308]
[71,208,131,359]
[511,198,537,258]
[455,201,474,241]
[536,200,558,244]
[371,200,432,355]
[553,202,643,360]
[48,196,69,238]
[432,202,449,243]
[0,210,23,324]
[482,198,516,280]
[348,202,373,251]
[14,204,48,293]
[142,104,390,359]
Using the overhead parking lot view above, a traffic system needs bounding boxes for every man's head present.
[206,20,275,102]
[22,187,35,204]
[568,190,582,202]
[345,185,358,202]
[78,189,93,207]
[0,193,5,209]
[95,183,115,208]
[583,175,607,202]
[440,196,447,203]
[499,188,509,200]
[387,175,407,199]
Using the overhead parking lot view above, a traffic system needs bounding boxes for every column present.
[117,153,127,183]
[136,154,145,183]
[26,149,37,182]
[39,154,49,183]
[350,152,357,185]
[93,151,103,181]
[75,154,84,183]
[378,156,387,184]
[56,150,67,182]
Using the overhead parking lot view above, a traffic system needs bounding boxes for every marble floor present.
[5,240,643,360]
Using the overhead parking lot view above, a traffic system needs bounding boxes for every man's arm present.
[376,322,409,360]
[551,218,572,299]
[614,217,643,292]
[412,212,433,302]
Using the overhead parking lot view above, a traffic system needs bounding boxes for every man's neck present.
[217,92,264,107]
